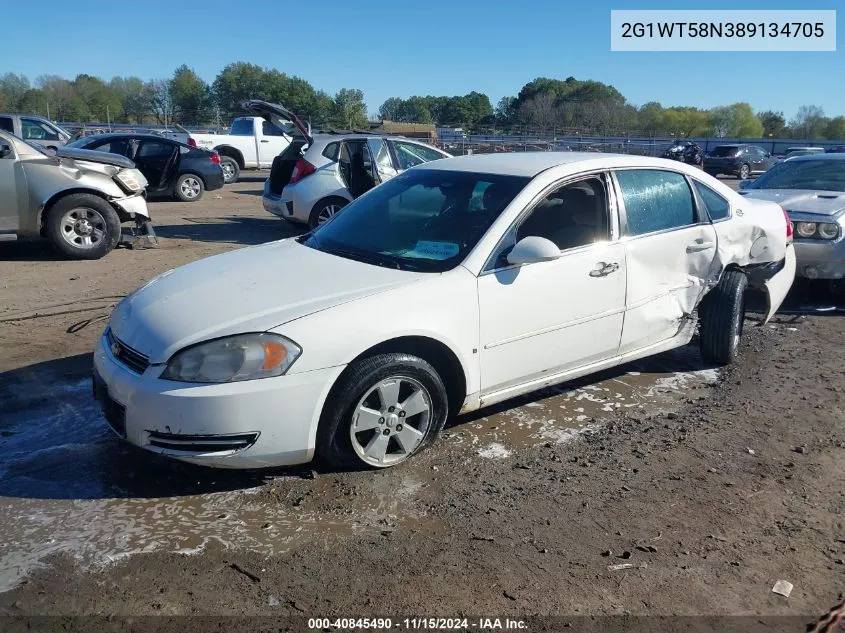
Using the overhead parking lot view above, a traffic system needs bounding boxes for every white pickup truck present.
[188,116,291,183]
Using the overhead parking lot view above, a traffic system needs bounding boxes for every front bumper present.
[92,331,345,468]
[112,193,150,220]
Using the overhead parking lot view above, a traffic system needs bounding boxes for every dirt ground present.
[0,175,843,631]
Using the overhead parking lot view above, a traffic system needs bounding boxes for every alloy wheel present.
[180,176,202,199]
[349,376,433,467]
[60,207,107,250]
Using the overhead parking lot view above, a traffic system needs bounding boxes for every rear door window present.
[321,142,340,161]
[0,117,13,133]
[615,169,697,236]
[137,141,173,158]
[692,180,730,221]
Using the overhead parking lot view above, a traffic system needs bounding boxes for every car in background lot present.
[0,113,71,149]
[183,116,292,184]
[704,144,776,179]
[739,153,844,281]
[250,101,451,229]
[782,147,826,160]
[661,141,703,165]
[0,130,152,259]
[93,152,794,470]
[68,134,224,202]
[826,145,845,154]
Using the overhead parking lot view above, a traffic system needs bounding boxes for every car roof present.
[785,152,845,162]
[74,132,193,148]
[310,133,416,143]
[417,151,691,177]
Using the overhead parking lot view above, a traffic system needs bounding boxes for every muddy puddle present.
[0,343,719,591]
[449,344,720,459]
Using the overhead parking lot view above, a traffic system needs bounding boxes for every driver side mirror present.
[0,142,12,159]
[506,236,561,265]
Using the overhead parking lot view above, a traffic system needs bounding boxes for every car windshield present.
[747,159,845,192]
[711,146,739,157]
[300,169,530,272]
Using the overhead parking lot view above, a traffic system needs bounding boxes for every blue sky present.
[3,0,843,119]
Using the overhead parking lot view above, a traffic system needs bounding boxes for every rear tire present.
[308,197,348,230]
[219,156,240,184]
[317,354,449,470]
[174,174,204,202]
[44,193,121,260]
[699,269,748,366]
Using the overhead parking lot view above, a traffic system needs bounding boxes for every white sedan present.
[93,153,796,470]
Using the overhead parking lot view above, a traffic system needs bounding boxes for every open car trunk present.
[242,99,314,196]
[268,140,308,195]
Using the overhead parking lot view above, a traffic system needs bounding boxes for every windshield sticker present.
[405,241,460,260]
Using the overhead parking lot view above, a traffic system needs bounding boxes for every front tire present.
[738,163,750,179]
[174,174,204,202]
[317,354,449,470]
[699,269,748,365]
[44,194,121,259]
[219,156,240,184]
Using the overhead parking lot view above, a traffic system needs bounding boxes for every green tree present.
[757,110,786,137]
[170,65,208,125]
[638,102,665,134]
[378,97,403,121]
[16,89,50,117]
[0,73,31,109]
[494,96,517,125]
[825,116,845,141]
[212,62,267,115]
[333,88,368,129]
[790,105,828,139]
[111,76,150,123]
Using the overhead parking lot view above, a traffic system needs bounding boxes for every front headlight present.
[161,333,301,383]
[817,223,840,240]
[795,222,817,238]
[114,168,144,193]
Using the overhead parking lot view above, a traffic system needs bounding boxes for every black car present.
[67,134,225,202]
[703,144,776,179]
[662,141,703,165]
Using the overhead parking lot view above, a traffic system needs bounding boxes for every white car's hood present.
[109,239,421,364]
[741,189,845,217]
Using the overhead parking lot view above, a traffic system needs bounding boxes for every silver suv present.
[248,101,450,229]
[0,113,71,149]
[0,130,155,259]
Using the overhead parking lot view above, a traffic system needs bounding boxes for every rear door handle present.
[260,140,270,143]
[590,262,619,277]
[686,240,714,253]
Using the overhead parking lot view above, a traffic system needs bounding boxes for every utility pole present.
[107,105,111,131]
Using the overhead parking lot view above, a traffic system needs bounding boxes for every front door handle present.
[260,139,270,143]
[686,240,714,253]
[590,262,619,277]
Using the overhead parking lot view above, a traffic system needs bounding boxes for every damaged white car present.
[93,153,795,470]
